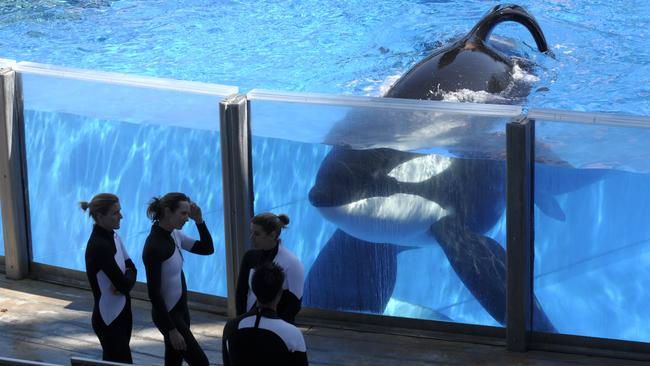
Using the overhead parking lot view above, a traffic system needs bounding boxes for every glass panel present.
[0,58,15,70]
[532,109,650,342]
[249,90,520,327]
[19,63,237,296]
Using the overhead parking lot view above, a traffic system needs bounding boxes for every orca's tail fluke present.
[469,4,551,54]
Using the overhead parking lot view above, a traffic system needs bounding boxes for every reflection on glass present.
[19,65,233,297]
[24,113,228,296]
[250,95,518,327]
[534,119,650,342]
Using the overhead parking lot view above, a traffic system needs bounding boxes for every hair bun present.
[277,214,290,227]
[79,201,90,211]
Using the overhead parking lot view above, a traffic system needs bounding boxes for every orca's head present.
[309,147,454,245]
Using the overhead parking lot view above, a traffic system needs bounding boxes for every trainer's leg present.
[153,310,184,366]
[93,306,133,363]
[174,308,208,366]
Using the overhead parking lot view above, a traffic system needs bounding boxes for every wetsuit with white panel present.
[222,307,308,366]
[235,245,305,324]
[85,225,137,363]
[143,222,213,366]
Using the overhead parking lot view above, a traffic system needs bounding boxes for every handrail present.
[14,62,237,96]
[528,108,650,129]
[70,357,136,366]
[248,89,523,116]
[0,357,62,366]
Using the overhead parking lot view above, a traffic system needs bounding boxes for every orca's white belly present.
[317,193,451,246]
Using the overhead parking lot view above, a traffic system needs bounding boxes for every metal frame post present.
[0,69,31,279]
[219,94,254,317]
[506,116,535,351]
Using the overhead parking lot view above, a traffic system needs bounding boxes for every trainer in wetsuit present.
[82,193,137,363]
[236,212,305,324]
[224,262,308,366]
[142,192,214,366]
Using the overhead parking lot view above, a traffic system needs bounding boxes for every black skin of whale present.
[385,4,552,100]
[304,4,558,331]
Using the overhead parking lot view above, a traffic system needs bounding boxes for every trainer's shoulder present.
[277,246,302,267]
[270,318,306,352]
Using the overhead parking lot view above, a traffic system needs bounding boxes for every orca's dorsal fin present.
[534,189,567,222]
[469,4,551,54]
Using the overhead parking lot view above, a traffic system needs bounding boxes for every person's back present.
[223,262,308,366]
[223,308,307,366]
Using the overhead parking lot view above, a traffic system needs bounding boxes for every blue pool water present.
[2,0,650,343]
[1,0,650,113]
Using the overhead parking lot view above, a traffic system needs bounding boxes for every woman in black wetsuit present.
[82,193,137,363]
[236,212,305,324]
[142,192,214,366]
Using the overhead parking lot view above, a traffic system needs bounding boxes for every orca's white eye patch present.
[387,155,452,183]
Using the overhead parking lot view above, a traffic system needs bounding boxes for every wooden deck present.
[0,275,645,366]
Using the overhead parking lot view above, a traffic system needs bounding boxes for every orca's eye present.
[387,155,452,183]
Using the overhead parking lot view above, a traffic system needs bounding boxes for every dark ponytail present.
[147,192,190,222]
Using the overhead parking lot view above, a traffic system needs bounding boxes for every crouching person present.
[223,262,308,366]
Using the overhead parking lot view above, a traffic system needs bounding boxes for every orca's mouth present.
[308,184,352,208]
[308,147,414,209]
[308,185,328,208]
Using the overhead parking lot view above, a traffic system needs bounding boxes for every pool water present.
[2,0,650,343]
[1,0,649,113]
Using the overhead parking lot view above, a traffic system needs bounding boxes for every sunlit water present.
[1,0,650,342]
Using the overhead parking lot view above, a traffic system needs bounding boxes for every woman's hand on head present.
[189,202,203,224]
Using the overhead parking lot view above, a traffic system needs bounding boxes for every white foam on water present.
[441,89,509,103]
[511,63,540,83]
[378,73,402,96]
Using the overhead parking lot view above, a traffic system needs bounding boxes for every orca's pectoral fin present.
[431,216,556,332]
[534,189,566,222]
[533,297,557,333]
[431,216,508,324]
[304,229,410,314]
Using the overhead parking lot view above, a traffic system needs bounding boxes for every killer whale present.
[304,4,563,330]
[385,4,552,101]
[306,148,577,330]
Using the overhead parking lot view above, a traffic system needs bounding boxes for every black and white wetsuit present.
[142,222,214,366]
[235,245,304,324]
[222,307,308,366]
[85,225,137,364]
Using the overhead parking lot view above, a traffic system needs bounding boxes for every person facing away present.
[82,193,137,364]
[142,192,214,366]
[223,262,309,366]
[236,212,305,324]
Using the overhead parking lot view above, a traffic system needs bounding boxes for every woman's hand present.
[169,328,187,351]
[110,285,120,295]
[189,202,203,224]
